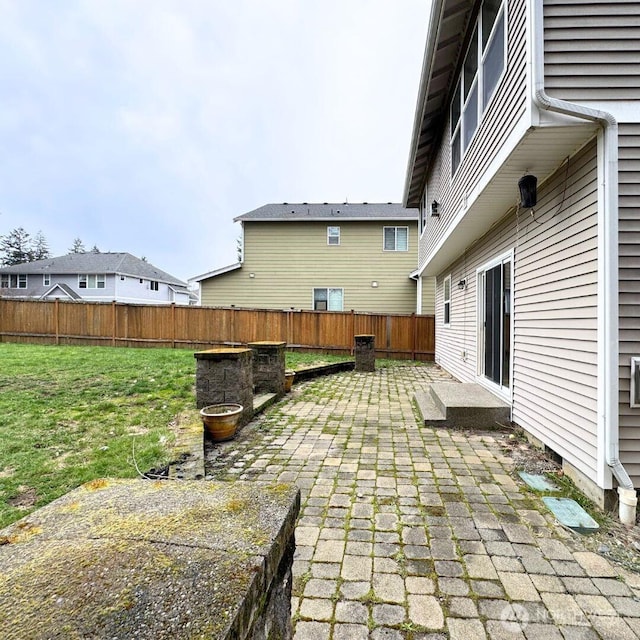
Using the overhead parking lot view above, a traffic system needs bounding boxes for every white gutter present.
[531,0,635,521]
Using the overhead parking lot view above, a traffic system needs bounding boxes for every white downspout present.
[531,0,635,523]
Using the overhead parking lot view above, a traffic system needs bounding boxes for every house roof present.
[41,283,81,300]
[403,0,475,207]
[235,203,418,223]
[0,252,187,286]
[190,262,242,283]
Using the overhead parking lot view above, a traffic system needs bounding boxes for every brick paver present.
[206,364,640,638]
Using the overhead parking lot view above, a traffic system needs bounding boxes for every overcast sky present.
[0,1,429,282]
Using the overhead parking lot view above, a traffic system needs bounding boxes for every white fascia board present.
[235,216,418,223]
[189,263,242,283]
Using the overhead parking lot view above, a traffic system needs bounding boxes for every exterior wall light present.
[371,281,378,288]
[518,174,538,208]
[431,200,440,217]
[458,279,467,290]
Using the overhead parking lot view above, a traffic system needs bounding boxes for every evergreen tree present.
[32,231,51,261]
[0,227,34,265]
[236,236,243,262]
[69,237,85,254]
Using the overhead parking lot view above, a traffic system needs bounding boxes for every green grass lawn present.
[0,343,422,528]
[0,343,197,528]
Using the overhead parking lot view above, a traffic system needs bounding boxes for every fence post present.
[111,301,116,347]
[232,307,236,345]
[350,309,355,355]
[411,312,417,361]
[171,303,176,349]
[55,298,60,345]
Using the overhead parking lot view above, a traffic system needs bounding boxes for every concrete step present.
[254,392,278,413]
[414,390,446,424]
[415,382,511,429]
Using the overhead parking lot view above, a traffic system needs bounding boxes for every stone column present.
[194,347,253,427]
[248,341,287,397]
[354,334,376,372]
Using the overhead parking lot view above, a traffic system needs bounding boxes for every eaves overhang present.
[233,216,419,223]
[403,0,476,208]
[190,263,242,283]
[420,122,599,277]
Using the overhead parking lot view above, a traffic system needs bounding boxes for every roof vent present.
[283,202,288,205]
[303,202,308,205]
[363,202,368,204]
[323,202,328,205]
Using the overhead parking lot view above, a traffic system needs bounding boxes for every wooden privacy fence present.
[0,298,435,361]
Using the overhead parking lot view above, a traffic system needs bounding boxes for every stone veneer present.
[194,347,253,427]
[248,341,286,397]
[354,334,376,372]
[0,479,300,640]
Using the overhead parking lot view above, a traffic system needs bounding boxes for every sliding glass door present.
[478,253,512,394]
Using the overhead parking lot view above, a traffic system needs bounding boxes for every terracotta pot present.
[200,403,243,442]
[284,371,295,392]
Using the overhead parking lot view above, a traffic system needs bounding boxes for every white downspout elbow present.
[530,0,635,523]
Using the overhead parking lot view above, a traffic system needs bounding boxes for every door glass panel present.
[502,261,511,387]
[484,265,501,385]
[481,258,511,390]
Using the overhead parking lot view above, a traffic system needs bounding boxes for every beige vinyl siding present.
[420,277,436,315]
[618,123,640,483]
[200,221,422,315]
[419,0,528,265]
[544,0,640,102]
[435,140,601,482]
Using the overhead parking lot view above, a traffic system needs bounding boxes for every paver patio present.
[206,363,640,639]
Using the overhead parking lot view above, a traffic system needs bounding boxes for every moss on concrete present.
[0,479,300,639]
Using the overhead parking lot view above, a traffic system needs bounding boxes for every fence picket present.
[0,299,435,360]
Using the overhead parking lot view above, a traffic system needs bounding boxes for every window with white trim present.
[1,274,27,288]
[43,274,50,286]
[443,275,451,325]
[78,274,106,289]
[451,0,505,175]
[327,226,340,245]
[150,280,159,291]
[313,287,343,311]
[383,226,409,251]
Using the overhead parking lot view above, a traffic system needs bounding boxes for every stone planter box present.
[0,479,300,640]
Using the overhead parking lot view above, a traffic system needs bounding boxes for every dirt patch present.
[498,432,562,476]
[8,486,38,510]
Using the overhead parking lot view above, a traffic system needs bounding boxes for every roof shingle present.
[235,202,418,222]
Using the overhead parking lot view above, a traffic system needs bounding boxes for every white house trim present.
[531,0,633,512]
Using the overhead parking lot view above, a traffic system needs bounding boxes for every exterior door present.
[478,254,512,393]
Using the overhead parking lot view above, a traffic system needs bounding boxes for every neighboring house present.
[404,0,640,508]
[0,252,191,305]
[193,203,435,315]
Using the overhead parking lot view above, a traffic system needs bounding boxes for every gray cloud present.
[0,0,428,281]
